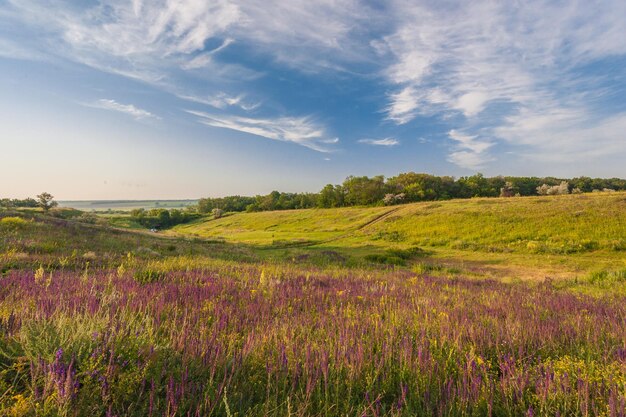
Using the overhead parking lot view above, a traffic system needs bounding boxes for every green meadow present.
[168,192,626,279]
[1,192,625,416]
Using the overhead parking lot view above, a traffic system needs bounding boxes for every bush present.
[536,181,569,196]
[0,216,28,229]
[365,246,426,265]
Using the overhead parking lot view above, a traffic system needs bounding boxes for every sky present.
[1,0,625,199]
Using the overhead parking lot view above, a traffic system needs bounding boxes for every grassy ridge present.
[171,193,626,253]
[0,211,259,273]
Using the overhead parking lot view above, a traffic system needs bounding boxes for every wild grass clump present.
[588,269,626,285]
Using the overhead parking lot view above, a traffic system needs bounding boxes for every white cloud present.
[4,0,371,78]
[179,38,235,70]
[380,0,626,167]
[495,110,626,162]
[447,130,493,169]
[4,0,626,169]
[186,110,338,152]
[90,99,158,120]
[179,92,260,111]
[358,137,399,146]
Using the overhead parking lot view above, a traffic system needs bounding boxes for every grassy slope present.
[0,210,259,272]
[170,192,626,277]
[171,206,393,245]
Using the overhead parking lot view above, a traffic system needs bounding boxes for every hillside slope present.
[172,193,625,251]
[169,193,626,277]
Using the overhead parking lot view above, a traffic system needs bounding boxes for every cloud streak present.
[90,99,158,120]
[358,137,399,146]
[447,130,493,169]
[180,92,260,111]
[186,110,338,152]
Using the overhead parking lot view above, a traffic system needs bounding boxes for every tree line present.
[1,193,58,212]
[196,173,626,213]
[129,208,199,229]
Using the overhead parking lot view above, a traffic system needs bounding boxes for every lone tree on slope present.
[36,192,58,213]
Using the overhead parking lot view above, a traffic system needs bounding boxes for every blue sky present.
[1,0,625,199]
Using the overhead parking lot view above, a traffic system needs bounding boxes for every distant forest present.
[196,173,626,214]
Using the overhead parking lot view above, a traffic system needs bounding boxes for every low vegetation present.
[1,190,625,416]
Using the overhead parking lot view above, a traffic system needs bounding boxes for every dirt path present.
[258,207,403,249]
[354,207,402,231]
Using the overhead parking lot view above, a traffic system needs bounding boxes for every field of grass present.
[1,194,625,416]
[169,193,626,277]
[170,193,626,252]
[171,206,393,246]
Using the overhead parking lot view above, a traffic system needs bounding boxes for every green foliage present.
[365,246,426,265]
[0,217,28,230]
[36,192,58,213]
[130,208,198,229]
[133,269,166,284]
[588,269,626,285]
[342,175,386,205]
[194,173,626,213]
[197,195,256,213]
[317,184,344,208]
[0,197,38,208]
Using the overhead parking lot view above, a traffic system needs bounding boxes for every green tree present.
[343,175,385,206]
[36,192,58,213]
[318,184,344,208]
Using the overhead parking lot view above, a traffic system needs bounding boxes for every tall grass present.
[1,262,624,416]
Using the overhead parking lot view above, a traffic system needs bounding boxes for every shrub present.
[212,208,224,219]
[365,246,425,265]
[0,216,28,229]
[537,181,569,195]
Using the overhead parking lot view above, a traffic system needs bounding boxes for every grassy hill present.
[171,205,393,245]
[169,192,626,277]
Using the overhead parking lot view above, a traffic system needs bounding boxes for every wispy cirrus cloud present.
[1,0,363,153]
[3,0,626,170]
[358,137,399,146]
[179,38,235,70]
[180,92,260,111]
[3,0,371,80]
[0,37,45,61]
[186,110,338,152]
[89,99,158,120]
[379,0,626,168]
